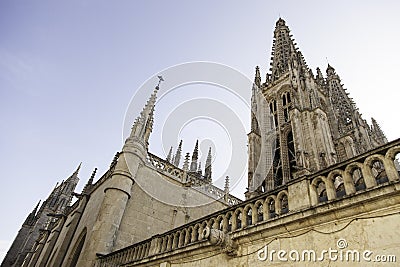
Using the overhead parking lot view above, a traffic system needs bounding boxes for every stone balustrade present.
[97,186,290,266]
[146,152,241,205]
[308,139,400,205]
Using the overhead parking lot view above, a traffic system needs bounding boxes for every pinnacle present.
[73,162,82,176]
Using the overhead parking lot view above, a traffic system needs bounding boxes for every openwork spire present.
[190,140,199,172]
[269,18,298,82]
[166,146,173,162]
[254,66,261,88]
[173,140,183,167]
[204,147,212,182]
[129,76,163,148]
[73,162,82,176]
[83,167,97,194]
[325,64,357,135]
[183,152,190,171]
[371,118,387,144]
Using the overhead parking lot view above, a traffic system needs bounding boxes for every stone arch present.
[386,145,400,161]
[243,204,254,227]
[310,176,331,204]
[327,169,346,198]
[277,190,289,214]
[344,162,364,192]
[233,207,244,230]
[385,146,400,181]
[254,199,265,223]
[264,195,277,219]
[364,154,387,185]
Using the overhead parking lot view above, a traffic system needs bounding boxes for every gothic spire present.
[129,76,163,149]
[173,140,183,167]
[166,146,173,162]
[254,66,261,88]
[190,140,199,172]
[23,200,41,226]
[83,167,97,194]
[269,18,298,82]
[371,118,387,144]
[250,83,260,134]
[204,147,212,182]
[73,162,82,176]
[183,152,190,171]
[197,162,202,176]
[224,176,230,193]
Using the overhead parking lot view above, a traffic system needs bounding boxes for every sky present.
[1,0,400,261]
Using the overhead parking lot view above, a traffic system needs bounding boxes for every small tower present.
[166,146,173,162]
[182,153,190,171]
[204,147,212,183]
[224,176,230,202]
[85,76,164,258]
[190,140,199,172]
[173,140,183,167]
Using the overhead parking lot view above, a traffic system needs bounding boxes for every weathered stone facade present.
[2,18,400,267]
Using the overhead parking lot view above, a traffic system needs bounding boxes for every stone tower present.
[2,165,80,267]
[246,18,387,198]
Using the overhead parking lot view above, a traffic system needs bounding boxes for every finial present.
[73,162,82,176]
[173,140,183,167]
[204,147,212,183]
[224,176,230,193]
[166,146,173,162]
[110,152,120,167]
[89,168,97,183]
[157,75,164,88]
[183,152,190,171]
[255,66,261,87]
[197,162,202,175]
[33,200,41,214]
[190,140,199,172]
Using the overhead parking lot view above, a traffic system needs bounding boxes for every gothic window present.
[282,92,292,122]
[287,131,296,178]
[273,136,282,187]
[270,100,278,128]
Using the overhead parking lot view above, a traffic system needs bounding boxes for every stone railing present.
[146,153,186,182]
[146,152,242,206]
[97,184,290,266]
[308,139,400,205]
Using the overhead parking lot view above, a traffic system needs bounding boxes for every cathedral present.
[2,18,400,267]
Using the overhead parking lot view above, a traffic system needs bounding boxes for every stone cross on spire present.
[157,75,164,87]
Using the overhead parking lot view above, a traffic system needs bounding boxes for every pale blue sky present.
[1,0,399,260]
